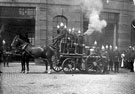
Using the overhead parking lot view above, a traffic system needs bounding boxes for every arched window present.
[53,15,68,38]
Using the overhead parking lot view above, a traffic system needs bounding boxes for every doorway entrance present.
[1,18,35,47]
[0,6,36,48]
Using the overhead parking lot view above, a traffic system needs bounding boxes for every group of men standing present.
[107,46,121,73]
[122,46,135,72]
[102,45,135,73]
[97,46,121,73]
[89,45,121,73]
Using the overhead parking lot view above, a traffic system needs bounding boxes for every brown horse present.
[11,35,56,73]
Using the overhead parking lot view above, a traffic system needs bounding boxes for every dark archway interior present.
[0,18,35,48]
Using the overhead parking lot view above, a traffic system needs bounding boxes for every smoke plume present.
[80,0,107,35]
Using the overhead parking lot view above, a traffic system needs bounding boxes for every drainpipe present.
[113,24,117,49]
[46,0,48,45]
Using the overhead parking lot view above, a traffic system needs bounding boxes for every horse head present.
[11,35,19,48]
[11,35,26,49]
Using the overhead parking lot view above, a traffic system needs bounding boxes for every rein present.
[21,43,34,57]
[21,43,29,50]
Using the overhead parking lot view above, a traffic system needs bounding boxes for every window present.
[53,15,68,38]
[83,14,89,33]
[0,6,35,18]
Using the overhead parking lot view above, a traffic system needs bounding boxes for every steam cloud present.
[80,0,107,35]
[54,0,107,35]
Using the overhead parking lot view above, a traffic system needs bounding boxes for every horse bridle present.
[15,37,29,50]
[12,36,29,52]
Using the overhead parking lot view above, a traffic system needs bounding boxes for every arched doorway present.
[0,6,36,48]
[52,15,68,38]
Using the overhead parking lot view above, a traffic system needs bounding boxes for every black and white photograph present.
[0,0,135,94]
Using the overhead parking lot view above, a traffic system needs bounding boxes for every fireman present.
[0,35,3,73]
[108,45,114,71]
[113,46,120,73]
[100,45,109,73]
[127,46,135,72]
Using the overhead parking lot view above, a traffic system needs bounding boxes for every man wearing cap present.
[0,35,3,73]
[100,46,109,73]
[113,46,120,73]
[127,46,135,72]
[108,45,114,71]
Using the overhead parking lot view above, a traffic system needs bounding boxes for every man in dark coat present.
[100,46,109,73]
[108,45,114,71]
[127,47,135,72]
[113,46,120,73]
[0,35,3,73]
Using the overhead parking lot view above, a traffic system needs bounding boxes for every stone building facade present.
[0,0,134,50]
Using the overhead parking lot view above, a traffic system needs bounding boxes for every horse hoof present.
[21,71,25,73]
[48,70,52,74]
[48,72,51,74]
[26,71,29,74]
[44,71,48,73]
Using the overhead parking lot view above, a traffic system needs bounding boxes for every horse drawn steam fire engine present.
[51,23,107,74]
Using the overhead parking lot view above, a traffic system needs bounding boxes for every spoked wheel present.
[86,62,95,72]
[96,62,105,74]
[51,55,62,72]
[85,57,96,72]
[62,58,76,74]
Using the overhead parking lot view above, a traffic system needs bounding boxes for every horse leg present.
[26,56,29,74]
[21,54,25,73]
[21,59,25,73]
[43,59,48,73]
[3,58,5,67]
[23,60,26,73]
[3,55,6,67]
[21,57,23,72]
[21,55,23,72]
[48,59,53,74]
[7,55,10,67]
[45,60,48,73]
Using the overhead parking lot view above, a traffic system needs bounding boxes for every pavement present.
[0,62,135,94]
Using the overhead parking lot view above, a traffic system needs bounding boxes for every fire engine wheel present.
[62,58,76,74]
[85,57,95,72]
[85,62,95,72]
[51,55,62,72]
[96,62,105,74]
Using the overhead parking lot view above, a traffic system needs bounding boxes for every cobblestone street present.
[0,62,135,94]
